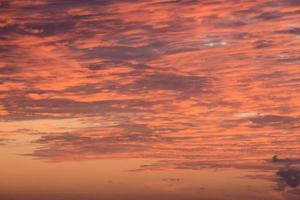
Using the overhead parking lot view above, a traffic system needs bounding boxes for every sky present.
[0,0,300,199]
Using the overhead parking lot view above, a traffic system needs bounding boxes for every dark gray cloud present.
[276,168,300,189]
[283,0,300,6]
[82,45,162,61]
[216,19,247,28]
[25,133,151,158]
[255,11,284,20]
[1,97,155,120]
[255,71,287,80]
[0,66,19,74]
[277,27,300,35]
[248,115,300,128]
[85,60,151,71]
[23,120,193,159]
[253,40,274,49]
[129,73,211,94]
[0,21,75,38]
[25,21,76,37]
[61,73,211,98]
[25,128,160,159]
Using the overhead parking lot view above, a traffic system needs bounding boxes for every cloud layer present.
[0,0,300,172]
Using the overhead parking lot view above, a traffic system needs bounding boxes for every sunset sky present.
[1,0,300,200]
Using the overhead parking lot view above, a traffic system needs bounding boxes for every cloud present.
[0,66,18,74]
[253,40,274,49]
[24,130,155,160]
[283,0,300,6]
[277,27,300,35]
[1,97,155,120]
[255,11,284,21]
[248,114,300,128]
[130,73,210,94]
[276,167,300,189]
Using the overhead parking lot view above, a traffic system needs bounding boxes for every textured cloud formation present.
[0,0,300,173]
[275,166,300,197]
